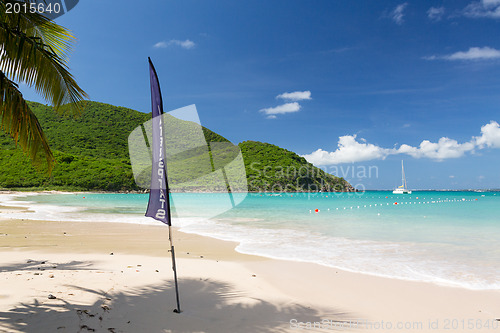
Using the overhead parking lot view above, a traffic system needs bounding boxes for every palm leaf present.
[1,1,73,58]
[0,71,54,172]
[0,18,88,115]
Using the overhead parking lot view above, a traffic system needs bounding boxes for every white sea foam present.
[178,218,500,291]
[0,193,223,228]
[0,192,155,225]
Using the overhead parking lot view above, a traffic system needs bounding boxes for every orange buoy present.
[394,202,398,205]
[314,209,319,213]
[385,196,388,198]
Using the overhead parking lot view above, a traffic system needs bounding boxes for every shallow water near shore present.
[2,190,499,290]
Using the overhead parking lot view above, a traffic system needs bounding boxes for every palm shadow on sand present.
[0,277,355,332]
[0,259,93,273]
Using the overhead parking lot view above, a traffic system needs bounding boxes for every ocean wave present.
[178,219,500,291]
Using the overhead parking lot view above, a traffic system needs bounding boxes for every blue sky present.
[20,0,500,190]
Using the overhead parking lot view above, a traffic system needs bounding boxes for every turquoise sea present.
[2,191,499,290]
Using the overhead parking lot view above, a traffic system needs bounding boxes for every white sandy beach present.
[1,208,500,332]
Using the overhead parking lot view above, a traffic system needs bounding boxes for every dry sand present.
[1,216,500,332]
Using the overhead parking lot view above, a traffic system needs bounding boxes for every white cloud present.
[463,0,500,18]
[302,121,500,165]
[484,0,500,5]
[261,91,312,118]
[260,102,301,115]
[153,39,196,50]
[397,138,475,159]
[276,91,312,101]
[475,120,500,148]
[303,135,394,165]
[174,39,196,49]
[153,41,168,48]
[391,3,408,25]
[427,6,445,20]
[425,47,500,61]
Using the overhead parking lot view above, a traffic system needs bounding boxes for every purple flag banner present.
[145,58,170,225]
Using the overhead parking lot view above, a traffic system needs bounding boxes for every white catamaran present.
[393,160,412,194]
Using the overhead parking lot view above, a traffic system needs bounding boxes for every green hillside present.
[239,141,353,192]
[0,101,354,192]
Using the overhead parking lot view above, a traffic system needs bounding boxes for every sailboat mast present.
[402,160,407,189]
[401,160,404,188]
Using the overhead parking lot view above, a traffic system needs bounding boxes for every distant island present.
[0,101,354,192]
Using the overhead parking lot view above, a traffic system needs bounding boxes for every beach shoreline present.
[1,217,500,332]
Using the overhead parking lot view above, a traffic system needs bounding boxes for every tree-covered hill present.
[0,101,354,192]
[239,141,353,192]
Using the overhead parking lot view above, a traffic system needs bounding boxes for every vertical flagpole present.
[165,171,181,313]
[168,227,181,313]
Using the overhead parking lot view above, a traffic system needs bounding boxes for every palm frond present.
[0,1,88,115]
[0,70,54,173]
[3,1,74,58]
[0,24,88,115]
[0,1,72,54]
